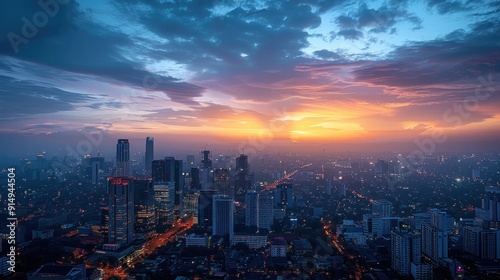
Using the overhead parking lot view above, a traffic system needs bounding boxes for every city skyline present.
[0,0,499,156]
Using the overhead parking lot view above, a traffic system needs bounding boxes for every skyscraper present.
[145,137,154,177]
[245,190,259,228]
[108,177,134,246]
[134,178,155,232]
[213,195,234,240]
[116,139,130,177]
[235,154,250,194]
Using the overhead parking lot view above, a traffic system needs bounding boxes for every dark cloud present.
[426,0,471,14]
[313,49,343,60]
[0,75,94,117]
[336,29,364,40]
[0,0,204,105]
[352,19,500,88]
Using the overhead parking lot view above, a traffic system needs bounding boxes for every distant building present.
[145,137,154,177]
[116,139,130,177]
[372,199,393,218]
[213,168,232,197]
[108,177,134,246]
[245,190,259,228]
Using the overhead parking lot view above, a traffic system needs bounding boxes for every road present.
[102,216,194,279]
[265,163,312,190]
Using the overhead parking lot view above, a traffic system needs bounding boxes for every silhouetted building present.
[235,154,251,194]
[213,168,232,197]
[198,190,216,228]
[116,139,130,177]
[145,137,154,177]
[190,167,201,190]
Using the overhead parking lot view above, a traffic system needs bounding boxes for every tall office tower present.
[198,190,216,227]
[259,191,274,230]
[235,154,250,194]
[391,230,422,277]
[151,158,174,183]
[339,183,347,197]
[116,139,130,177]
[422,209,448,263]
[212,195,234,240]
[275,183,293,209]
[153,182,175,225]
[134,178,155,232]
[372,199,393,218]
[108,177,134,246]
[86,157,104,184]
[213,168,232,197]
[145,137,154,177]
[245,190,259,228]
[190,167,201,190]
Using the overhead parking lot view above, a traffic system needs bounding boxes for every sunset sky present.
[0,0,499,156]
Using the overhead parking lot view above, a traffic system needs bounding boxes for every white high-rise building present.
[391,231,421,277]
